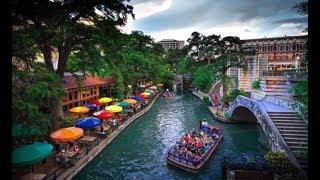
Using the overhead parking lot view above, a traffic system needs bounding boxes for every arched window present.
[292,43,296,50]
[286,44,289,51]
[273,44,276,51]
[297,44,300,51]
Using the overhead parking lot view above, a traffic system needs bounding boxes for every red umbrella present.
[93,110,114,120]
[138,94,148,99]
[92,99,101,106]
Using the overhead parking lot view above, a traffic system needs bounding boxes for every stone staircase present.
[268,111,308,172]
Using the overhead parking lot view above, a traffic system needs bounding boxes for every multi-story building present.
[61,73,116,112]
[227,35,307,99]
[159,39,185,51]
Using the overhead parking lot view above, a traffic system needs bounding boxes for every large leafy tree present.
[186,32,245,97]
[12,0,134,130]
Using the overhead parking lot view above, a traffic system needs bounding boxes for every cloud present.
[121,0,307,39]
[273,17,307,24]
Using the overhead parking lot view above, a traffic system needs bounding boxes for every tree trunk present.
[49,98,64,130]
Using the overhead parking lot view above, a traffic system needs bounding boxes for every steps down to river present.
[268,111,308,172]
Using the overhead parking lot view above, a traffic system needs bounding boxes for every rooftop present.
[63,74,116,90]
[242,35,307,42]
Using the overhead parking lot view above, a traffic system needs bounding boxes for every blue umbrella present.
[84,102,98,111]
[132,95,144,102]
[75,117,102,129]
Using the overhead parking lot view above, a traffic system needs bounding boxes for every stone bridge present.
[227,95,307,176]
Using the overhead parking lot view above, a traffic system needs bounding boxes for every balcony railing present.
[262,70,307,80]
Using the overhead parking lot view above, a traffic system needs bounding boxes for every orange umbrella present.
[124,98,137,105]
[50,127,83,142]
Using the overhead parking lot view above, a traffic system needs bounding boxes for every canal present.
[74,91,269,179]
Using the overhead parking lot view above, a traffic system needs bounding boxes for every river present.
[73,91,269,179]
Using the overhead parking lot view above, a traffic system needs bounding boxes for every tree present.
[187,31,204,62]
[12,0,134,130]
[186,32,245,97]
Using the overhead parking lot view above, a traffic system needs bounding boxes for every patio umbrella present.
[138,94,148,99]
[12,142,53,167]
[141,92,151,96]
[149,86,157,90]
[92,99,101,106]
[99,97,113,104]
[132,95,144,102]
[157,84,163,87]
[105,105,123,113]
[116,101,130,108]
[93,110,114,120]
[75,117,102,129]
[124,98,137,105]
[145,89,156,94]
[50,127,83,142]
[69,106,90,114]
[84,102,98,111]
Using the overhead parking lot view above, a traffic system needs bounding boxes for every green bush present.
[264,151,298,175]
[221,89,246,105]
[292,79,308,105]
[203,96,212,106]
[223,111,230,119]
[252,78,261,90]
[61,116,75,128]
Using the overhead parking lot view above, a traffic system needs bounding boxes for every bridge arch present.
[230,106,258,123]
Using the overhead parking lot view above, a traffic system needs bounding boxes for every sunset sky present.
[121,0,308,42]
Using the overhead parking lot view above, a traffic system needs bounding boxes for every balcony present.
[262,69,307,81]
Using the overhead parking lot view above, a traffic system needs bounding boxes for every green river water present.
[73,91,269,179]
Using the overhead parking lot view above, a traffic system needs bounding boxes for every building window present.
[82,93,86,98]
[292,44,296,50]
[69,92,73,101]
[73,91,77,99]
[286,44,289,51]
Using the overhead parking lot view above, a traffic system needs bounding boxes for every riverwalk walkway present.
[56,93,161,180]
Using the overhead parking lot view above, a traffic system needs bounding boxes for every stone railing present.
[228,96,305,176]
[264,96,308,125]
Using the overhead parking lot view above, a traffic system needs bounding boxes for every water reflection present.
[74,91,269,180]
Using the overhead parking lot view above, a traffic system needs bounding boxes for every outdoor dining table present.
[80,135,99,150]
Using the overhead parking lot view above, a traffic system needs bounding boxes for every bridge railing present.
[227,95,305,176]
[263,96,307,125]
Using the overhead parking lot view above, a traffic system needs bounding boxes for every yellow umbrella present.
[69,106,90,114]
[99,97,113,104]
[141,92,151,96]
[105,105,123,113]
[124,98,138,105]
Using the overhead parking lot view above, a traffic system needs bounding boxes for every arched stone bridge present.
[227,95,307,176]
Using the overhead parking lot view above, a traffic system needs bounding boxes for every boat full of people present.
[166,121,223,172]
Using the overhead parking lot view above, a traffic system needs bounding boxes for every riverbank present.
[57,93,161,180]
[191,90,238,123]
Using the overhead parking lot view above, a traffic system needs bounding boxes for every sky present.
[120,0,308,42]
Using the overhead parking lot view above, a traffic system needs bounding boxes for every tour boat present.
[166,124,223,172]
